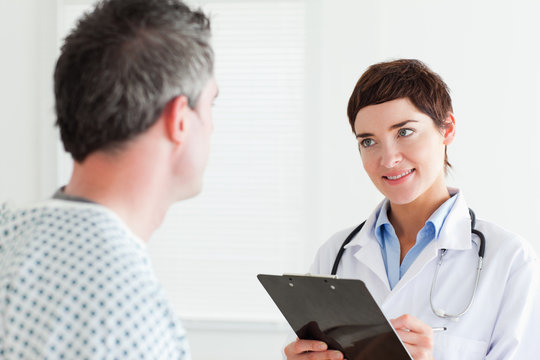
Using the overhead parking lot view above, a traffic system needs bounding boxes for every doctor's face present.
[354,98,454,206]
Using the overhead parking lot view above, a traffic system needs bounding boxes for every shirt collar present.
[374,200,391,246]
[373,194,458,246]
[345,188,471,251]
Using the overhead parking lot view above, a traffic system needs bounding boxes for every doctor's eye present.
[398,128,414,137]
[359,138,375,148]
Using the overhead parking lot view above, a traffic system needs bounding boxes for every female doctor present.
[284,59,539,360]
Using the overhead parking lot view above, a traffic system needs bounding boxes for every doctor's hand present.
[391,314,434,360]
[284,338,344,360]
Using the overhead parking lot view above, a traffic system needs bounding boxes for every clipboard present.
[257,274,412,360]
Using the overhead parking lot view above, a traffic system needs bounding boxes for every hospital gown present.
[0,199,190,359]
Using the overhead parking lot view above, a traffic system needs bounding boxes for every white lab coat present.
[309,189,540,359]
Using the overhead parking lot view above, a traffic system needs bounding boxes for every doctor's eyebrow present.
[390,119,418,129]
[355,120,419,138]
[356,132,373,139]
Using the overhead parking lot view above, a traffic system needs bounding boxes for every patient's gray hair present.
[54,0,214,162]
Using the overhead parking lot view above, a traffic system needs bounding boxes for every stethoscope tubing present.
[331,208,485,320]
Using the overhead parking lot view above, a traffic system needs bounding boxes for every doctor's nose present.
[380,144,402,168]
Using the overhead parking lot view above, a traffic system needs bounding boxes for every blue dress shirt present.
[374,195,458,289]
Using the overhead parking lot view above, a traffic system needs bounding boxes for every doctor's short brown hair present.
[347,59,453,168]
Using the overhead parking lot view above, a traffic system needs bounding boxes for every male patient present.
[0,0,217,358]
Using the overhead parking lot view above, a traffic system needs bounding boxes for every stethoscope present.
[331,208,486,320]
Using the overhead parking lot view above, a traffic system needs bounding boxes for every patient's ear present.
[163,95,190,144]
[442,113,456,146]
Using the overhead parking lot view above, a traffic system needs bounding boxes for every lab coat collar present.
[344,200,390,289]
[343,188,473,293]
[435,188,473,252]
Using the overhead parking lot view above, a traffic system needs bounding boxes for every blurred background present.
[1,0,539,359]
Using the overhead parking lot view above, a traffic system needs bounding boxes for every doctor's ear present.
[442,113,456,146]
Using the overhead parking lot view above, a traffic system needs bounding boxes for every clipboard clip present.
[283,273,339,279]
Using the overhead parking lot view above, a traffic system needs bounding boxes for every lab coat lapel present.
[345,201,392,295]
[352,238,391,293]
[390,241,439,294]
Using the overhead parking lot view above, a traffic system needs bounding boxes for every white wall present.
[1,1,539,359]
[0,0,58,206]
[0,1,40,204]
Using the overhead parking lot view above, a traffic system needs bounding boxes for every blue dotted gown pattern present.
[0,200,190,359]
